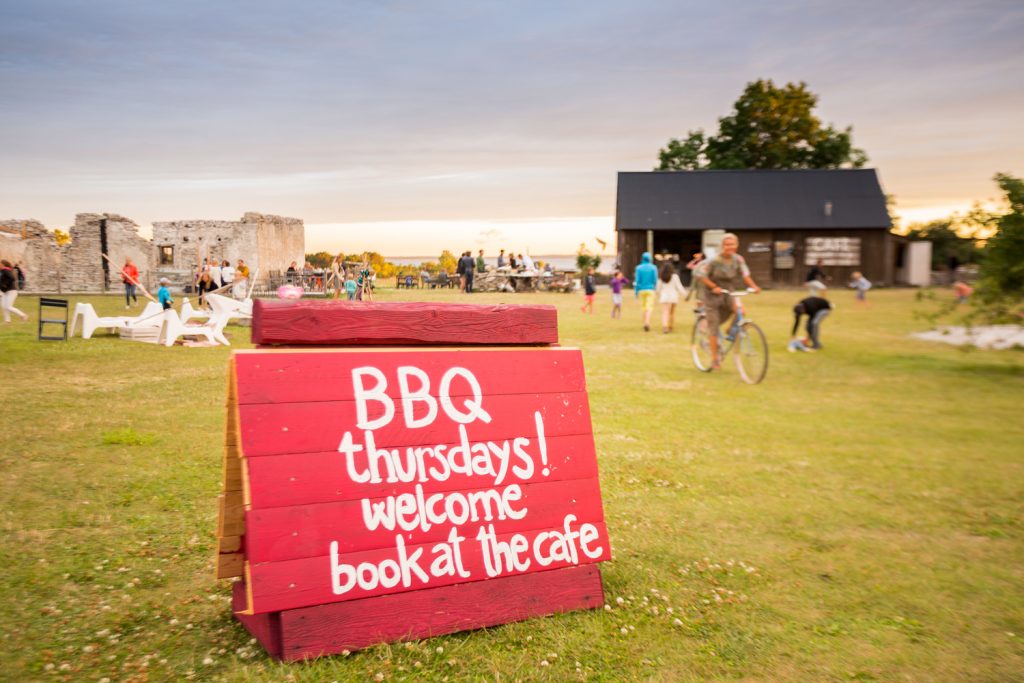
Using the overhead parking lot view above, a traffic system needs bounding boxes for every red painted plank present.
[231,580,282,658]
[245,432,598,509]
[278,564,604,661]
[247,519,611,613]
[239,391,593,458]
[233,348,585,405]
[252,300,558,346]
[245,476,605,563]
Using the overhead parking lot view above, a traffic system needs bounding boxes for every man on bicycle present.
[694,233,761,369]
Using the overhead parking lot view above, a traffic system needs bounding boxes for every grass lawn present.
[1,287,1022,682]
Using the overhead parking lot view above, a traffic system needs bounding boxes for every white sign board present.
[805,237,861,266]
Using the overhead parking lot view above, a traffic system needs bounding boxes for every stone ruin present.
[0,212,304,293]
[151,212,305,289]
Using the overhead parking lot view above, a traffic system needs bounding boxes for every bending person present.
[791,295,833,350]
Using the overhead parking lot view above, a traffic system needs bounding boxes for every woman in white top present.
[209,259,222,290]
[656,263,687,333]
[221,259,235,287]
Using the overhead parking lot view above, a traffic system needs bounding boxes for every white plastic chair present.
[157,309,228,347]
[206,293,253,327]
[180,297,210,325]
[117,301,167,343]
[69,303,132,339]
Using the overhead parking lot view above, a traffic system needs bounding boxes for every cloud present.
[0,0,1021,252]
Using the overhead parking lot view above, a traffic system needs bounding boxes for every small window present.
[159,245,174,265]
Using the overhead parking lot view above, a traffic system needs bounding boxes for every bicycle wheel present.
[733,322,769,384]
[691,316,714,372]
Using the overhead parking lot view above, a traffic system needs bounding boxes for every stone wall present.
[0,220,65,292]
[151,213,304,287]
[0,211,304,293]
[59,214,155,292]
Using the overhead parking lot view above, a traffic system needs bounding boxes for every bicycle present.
[691,289,769,384]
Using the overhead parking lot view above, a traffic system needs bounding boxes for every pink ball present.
[277,285,304,300]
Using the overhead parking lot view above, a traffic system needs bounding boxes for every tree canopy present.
[903,220,983,269]
[974,173,1024,320]
[657,79,867,171]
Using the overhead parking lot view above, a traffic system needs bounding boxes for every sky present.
[1,0,1022,255]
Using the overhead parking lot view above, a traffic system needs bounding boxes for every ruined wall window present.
[159,245,174,265]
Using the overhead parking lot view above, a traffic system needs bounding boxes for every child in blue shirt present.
[344,278,358,301]
[849,272,872,301]
[157,277,174,310]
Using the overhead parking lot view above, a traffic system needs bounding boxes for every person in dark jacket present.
[790,295,833,350]
[460,251,476,293]
[1,260,28,322]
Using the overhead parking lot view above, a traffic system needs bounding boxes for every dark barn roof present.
[616,169,891,231]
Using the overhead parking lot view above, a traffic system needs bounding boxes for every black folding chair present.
[38,297,69,341]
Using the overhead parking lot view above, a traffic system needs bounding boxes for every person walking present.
[633,252,658,332]
[330,254,345,299]
[1,260,28,323]
[580,267,596,314]
[848,271,872,303]
[806,259,827,285]
[609,269,629,319]
[157,277,174,310]
[656,263,686,333]
[121,257,140,309]
[14,261,25,291]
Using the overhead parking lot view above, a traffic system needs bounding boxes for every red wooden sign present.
[217,341,610,660]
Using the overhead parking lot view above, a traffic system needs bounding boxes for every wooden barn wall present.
[751,228,893,288]
[619,228,894,287]
[616,230,647,279]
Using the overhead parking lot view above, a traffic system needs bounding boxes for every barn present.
[615,169,895,287]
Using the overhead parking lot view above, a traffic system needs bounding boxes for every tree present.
[904,220,982,269]
[576,242,601,272]
[305,251,333,268]
[53,229,71,246]
[657,79,867,170]
[438,250,458,273]
[974,173,1024,321]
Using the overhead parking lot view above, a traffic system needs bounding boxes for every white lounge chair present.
[69,303,132,339]
[157,309,228,347]
[206,293,253,328]
[118,301,167,343]
[180,297,210,325]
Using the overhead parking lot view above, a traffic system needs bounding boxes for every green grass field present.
[1,288,1022,682]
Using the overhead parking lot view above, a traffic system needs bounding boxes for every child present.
[580,267,596,314]
[344,277,357,301]
[849,271,871,302]
[609,270,629,319]
[157,277,174,310]
[953,280,973,304]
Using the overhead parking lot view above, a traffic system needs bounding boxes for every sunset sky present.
[1,1,1021,255]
